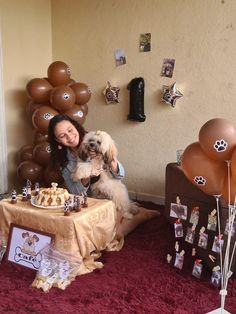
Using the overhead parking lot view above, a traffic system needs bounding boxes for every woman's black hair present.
[48,114,86,169]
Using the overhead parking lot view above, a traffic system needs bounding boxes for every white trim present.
[129,191,165,205]
[0,31,8,193]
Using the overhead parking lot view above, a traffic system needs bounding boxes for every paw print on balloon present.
[63,93,70,100]
[214,139,228,152]
[43,112,53,121]
[194,176,206,186]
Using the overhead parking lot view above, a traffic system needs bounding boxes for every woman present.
[48,114,125,195]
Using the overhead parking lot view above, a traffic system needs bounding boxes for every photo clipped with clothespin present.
[198,227,208,249]
[174,219,183,238]
[174,250,185,270]
[192,259,203,278]
[207,209,217,231]
[189,206,199,225]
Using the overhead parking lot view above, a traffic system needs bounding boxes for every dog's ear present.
[22,232,29,238]
[104,140,118,165]
[78,143,89,161]
[33,235,39,242]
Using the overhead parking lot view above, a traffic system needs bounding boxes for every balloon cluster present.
[181,118,236,204]
[17,61,91,186]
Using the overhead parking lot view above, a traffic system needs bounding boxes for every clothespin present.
[167,254,172,263]
[175,241,179,252]
[209,254,216,262]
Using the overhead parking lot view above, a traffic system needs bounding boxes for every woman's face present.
[54,120,80,149]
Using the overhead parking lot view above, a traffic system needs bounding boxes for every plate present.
[30,196,64,209]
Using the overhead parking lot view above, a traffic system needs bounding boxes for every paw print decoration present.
[194,176,206,186]
[213,139,228,153]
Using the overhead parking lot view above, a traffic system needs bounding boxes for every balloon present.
[17,160,43,184]
[43,165,64,187]
[18,145,34,162]
[25,100,41,118]
[26,78,53,104]
[33,142,51,166]
[182,142,227,195]
[199,118,236,161]
[81,103,88,116]
[127,77,146,122]
[161,82,183,107]
[70,82,91,105]
[66,78,76,86]
[34,131,49,144]
[50,85,75,112]
[229,146,236,181]
[221,172,236,205]
[103,81,120,104]
[32,105,59,135]
[64,104,86,125]
[47,61,71,86]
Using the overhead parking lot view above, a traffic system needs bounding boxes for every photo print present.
[189,207,199,225]
[192,260,203,279]
[170,203,188,220]
[211,269,221,287]
[174,220,183,238]
[139,33,151,52]
[224,219,236,237]
[174,252,184,270]
[160,58,175,78]
[207,214,217,231]
[198,232,208,249]
[212,236,224,254]
[185,227,195,244]
[114,48,127,66]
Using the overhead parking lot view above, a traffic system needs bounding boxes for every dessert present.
[34,182,70,207]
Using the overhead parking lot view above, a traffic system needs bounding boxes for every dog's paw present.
[123,212,134,219]
[71,162,94,181]
[130,204,140,215]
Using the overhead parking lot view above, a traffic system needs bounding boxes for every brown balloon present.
[26,78,53,104]
[182,142,227,196]
[43,165,64,187]
[17,160,43,184]
[34,131,49,145]
[50,85,75,112]
[32,105,59,135]
[25,100,41,118]
[64,104,86,125]
[199,118,236,161]
[33,142,51,167]
[47,61,71,86]
[221,168,236,205]
[18,145,34,163]
[230,146,236,181]
[66,78,76,86]
[81,103,88,116]
[70,82,91,105]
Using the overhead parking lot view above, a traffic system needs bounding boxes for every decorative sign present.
[6,223,54,270]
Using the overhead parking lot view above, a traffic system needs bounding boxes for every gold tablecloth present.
[0,197,124,275]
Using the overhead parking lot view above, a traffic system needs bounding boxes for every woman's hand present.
[110,158,118,173]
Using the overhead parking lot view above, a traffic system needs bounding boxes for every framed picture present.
[6,223,54,270]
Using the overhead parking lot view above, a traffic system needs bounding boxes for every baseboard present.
[129,191,165,206]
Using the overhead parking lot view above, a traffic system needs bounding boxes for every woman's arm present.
[61,166,90,195]
[110,160,125,179]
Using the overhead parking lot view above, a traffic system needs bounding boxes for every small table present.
[0,196,123,275]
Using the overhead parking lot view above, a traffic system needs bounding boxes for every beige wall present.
[51,0,236,202]
[0,0,52,190]
[2,0,236,202]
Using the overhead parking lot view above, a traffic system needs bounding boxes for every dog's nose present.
[89,142,96,148]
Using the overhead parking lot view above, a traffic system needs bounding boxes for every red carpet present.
[0,203,236,314]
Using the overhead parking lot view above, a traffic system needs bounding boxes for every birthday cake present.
[34,183,70,207]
